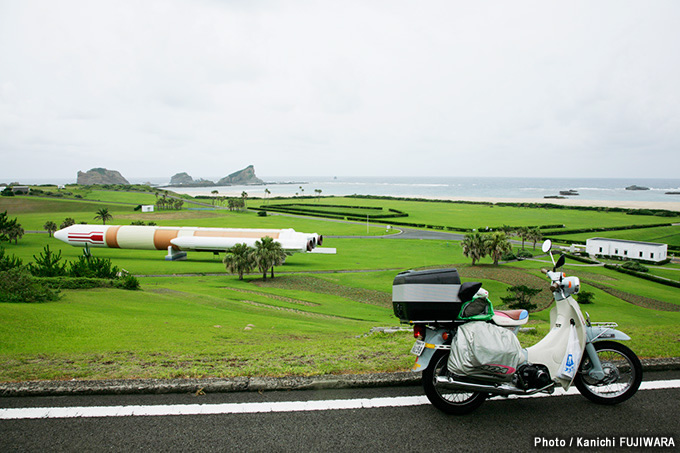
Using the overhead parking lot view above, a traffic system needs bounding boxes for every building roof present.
[587,237,667,247]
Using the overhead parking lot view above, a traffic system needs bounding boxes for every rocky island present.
[625,185,650,191]
[77,168,129,185]
[169,172,215,187]
[168,165,264,187]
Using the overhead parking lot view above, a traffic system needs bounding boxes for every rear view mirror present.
[541,239,552,254]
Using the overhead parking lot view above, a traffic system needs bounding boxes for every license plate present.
[410,340,426,356]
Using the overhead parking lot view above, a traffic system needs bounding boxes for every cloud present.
[0,0,679,180]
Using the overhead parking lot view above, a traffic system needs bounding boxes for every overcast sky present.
[1,0,679,182]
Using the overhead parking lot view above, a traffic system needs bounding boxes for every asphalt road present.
[2,370,678,452]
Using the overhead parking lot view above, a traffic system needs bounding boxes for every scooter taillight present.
[413,324,426,340]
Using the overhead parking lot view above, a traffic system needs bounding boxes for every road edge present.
[2,358,679,397]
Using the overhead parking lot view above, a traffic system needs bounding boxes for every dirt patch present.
[252,275,392,307]
[224,287,319,306]
[238,300,352,320]
[571,271,617,282]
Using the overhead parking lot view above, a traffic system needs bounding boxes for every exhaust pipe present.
[306,240,313,252]
[317,235,323,246]
[434,376,554,396]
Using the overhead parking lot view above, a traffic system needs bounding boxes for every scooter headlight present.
[563,277,580,296]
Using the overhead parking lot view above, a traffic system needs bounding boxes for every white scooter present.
[394,239,642,415]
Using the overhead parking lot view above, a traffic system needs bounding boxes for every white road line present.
[1,379,678,420]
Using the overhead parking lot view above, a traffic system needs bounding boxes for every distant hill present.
[77,168,129,185]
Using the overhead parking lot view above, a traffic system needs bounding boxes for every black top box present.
[392,269,463,322]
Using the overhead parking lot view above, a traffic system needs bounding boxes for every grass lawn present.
[1,191,679,382]
[252,196,679,231]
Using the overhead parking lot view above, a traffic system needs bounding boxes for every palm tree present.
[223,243,255,280]
[461,232,487,265]
[60,217,75,229]
[43,221,58,237]
[94,208,112,225]
[528,227,543,250]
[241,191,248,209]
[253,236,287,280]
[269,242,286,279]
[264,188,271,205]
[6,222,24,245]
[516,226,530,249]
[485,232,512,265]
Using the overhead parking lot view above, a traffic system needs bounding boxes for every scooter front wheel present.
[574,341,642,405]
[422,350,486,415]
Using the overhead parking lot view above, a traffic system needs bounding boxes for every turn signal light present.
[442,332,450,341]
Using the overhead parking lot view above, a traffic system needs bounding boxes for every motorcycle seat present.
[492,309,529,327]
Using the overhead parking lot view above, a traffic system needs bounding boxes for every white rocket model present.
[53,225,324,261]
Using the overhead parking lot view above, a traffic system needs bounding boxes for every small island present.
[559,190,579,196]
[625,185,650,191]
[77,168,130,185]
[168,165,264,187]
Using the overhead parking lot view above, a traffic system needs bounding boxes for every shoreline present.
[167,187,680,211]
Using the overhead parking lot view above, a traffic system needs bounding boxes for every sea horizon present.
[6,175,680,204]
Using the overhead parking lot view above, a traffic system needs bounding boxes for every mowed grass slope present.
[0,190,679,381]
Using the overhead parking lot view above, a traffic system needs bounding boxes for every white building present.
[141,205,155,213]
[586,237,668,262]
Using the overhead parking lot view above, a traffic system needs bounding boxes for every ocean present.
[162,177,680,203]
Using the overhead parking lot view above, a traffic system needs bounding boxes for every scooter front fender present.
[586,325,631,342]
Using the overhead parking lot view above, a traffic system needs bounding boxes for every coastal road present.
[2,370,678,452]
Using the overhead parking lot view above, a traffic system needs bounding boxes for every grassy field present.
[253,196,680,231]
[1,190,679,382]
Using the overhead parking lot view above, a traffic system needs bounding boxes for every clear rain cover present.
[447,321,525,380]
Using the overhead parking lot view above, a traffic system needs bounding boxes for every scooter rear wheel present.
[574,341,642,405]
[422,350,486,415]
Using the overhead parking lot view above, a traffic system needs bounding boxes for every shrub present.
[113,274,141,290]
[0,268,60,303]
[576,290,595,304]
[621,261,649,272]
[516,249,533,259]
[0,248,23,271]
[257,211,267,217]
[27,245,67,277]
[68,256,120,279]
[501,252,517,261]
[500,285,541,311]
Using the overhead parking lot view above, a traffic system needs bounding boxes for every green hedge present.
[564,253,599,264]
[40,275,140,290]
[604,264,680,289]
[346,195,680,218]
[543,223,672,236]
[255,203,409,220]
